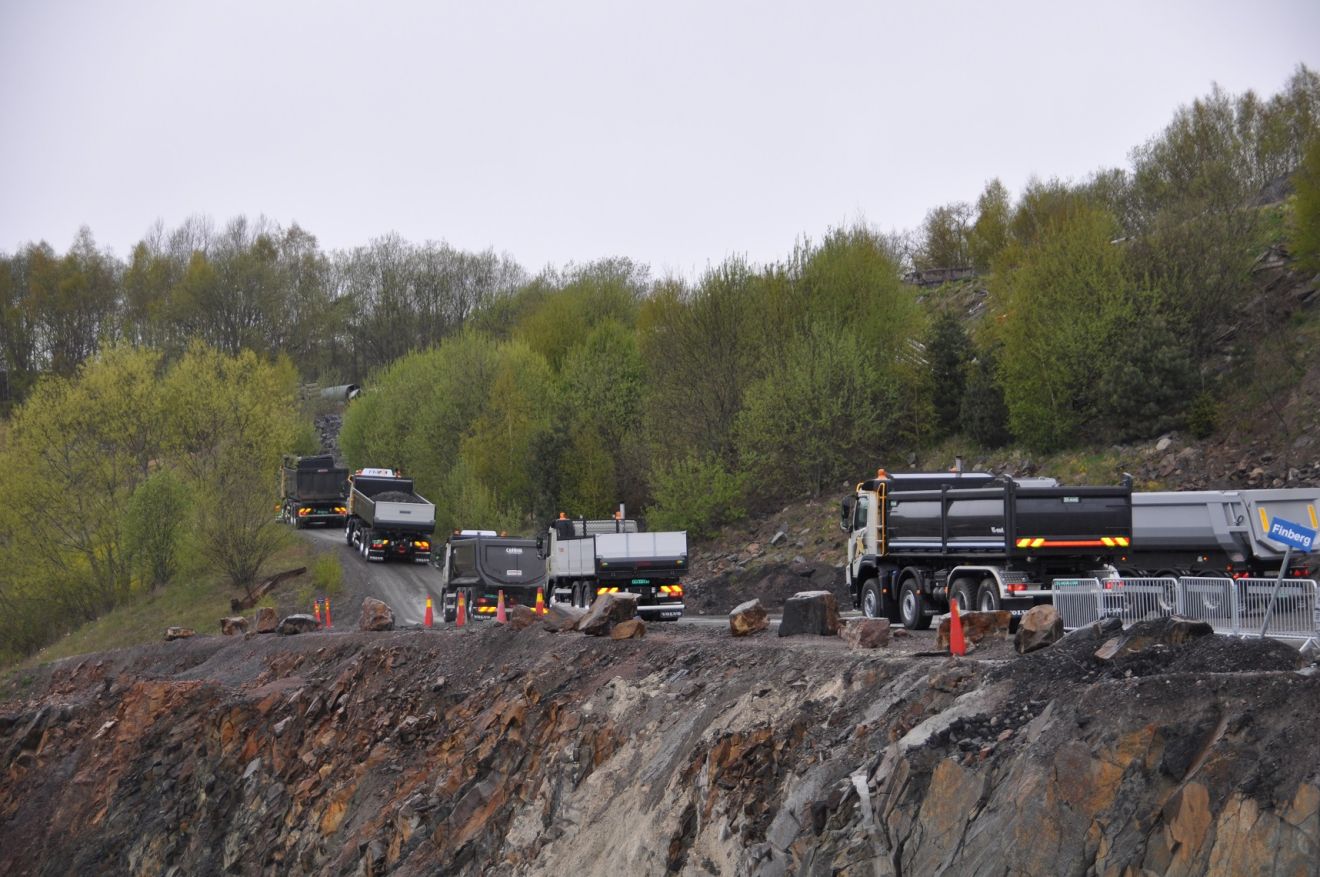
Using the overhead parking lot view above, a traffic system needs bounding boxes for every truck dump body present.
[881,481,1131,558]
[349,476,435,533]
[280,454,349,526]
[544,516,688,620]
[1130,489,1320,574]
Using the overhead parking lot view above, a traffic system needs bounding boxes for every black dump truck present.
[280,454,349,528]
[842,468,1133,628]
[437,531,548,622]
[344,468,436,563]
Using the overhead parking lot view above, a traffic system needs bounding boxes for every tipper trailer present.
[280,454,349,528]
[1126,488,1320,579]
[437,531,547,621]
[540,512,688,620]
[843,469,1133,629]
[344,468,436,563]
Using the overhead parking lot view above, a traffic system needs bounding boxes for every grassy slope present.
[3,539,318,679]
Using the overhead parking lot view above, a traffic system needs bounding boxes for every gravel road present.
[299,524,443,626]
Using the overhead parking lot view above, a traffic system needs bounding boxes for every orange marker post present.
[424,596,434,629]
[534,589,547,616]
[496,589,508,624]
[324,597,333,630]
[949,598,966,657]
[456,591,467,627]
[313,598,323,627]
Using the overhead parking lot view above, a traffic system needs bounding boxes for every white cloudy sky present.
[2,0,1318,276]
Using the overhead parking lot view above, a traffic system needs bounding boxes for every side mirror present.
[535,535,545,557]
[840,496,855,532]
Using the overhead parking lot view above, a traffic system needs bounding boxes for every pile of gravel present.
[373,491,423,503]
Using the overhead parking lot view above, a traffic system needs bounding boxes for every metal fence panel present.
[1051,576,1319,644]
[1051,578,1103,630]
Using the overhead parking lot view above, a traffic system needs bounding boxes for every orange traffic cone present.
[324,597,333,630]
[534,589,547,616]
[313,598,323,627]
[496,589,508,624]
[456,591,467,627]
[424,596,434,628]
[949,598,966,657]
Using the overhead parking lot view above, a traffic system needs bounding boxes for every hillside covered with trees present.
[2,66,1319,660]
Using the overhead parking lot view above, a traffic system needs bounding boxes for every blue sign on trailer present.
[1267,517,1317,552]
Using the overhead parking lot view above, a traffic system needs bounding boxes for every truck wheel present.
[345,523,353,546]
[899,579,930,630]
[976,579,1001,611]
[861,581,882,619]
[951,580,977,614]
[441,589,456,623]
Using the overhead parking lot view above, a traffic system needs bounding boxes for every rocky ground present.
[3,615,1317,876]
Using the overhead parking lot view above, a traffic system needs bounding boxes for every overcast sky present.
[2,1,1318,277]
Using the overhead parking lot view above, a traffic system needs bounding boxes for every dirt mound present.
[373,490,423,503]
[686,561,844,614]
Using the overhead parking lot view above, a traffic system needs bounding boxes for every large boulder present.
[729,599,769,637]
[277,614,319,635]
[937,609,1011,649]
[1015,605,1064,654]
[610,619,646,640]
[841,618,890,649]
[358,597,395,632]
[505,604,537,631]
[578,592,640,636]
[219,616,249,636]
[254,606,278,634]
[778,591,841,637]
[540,605,583,633]
[164,627,195,642]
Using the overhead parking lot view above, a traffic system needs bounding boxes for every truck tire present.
[976,579,1001,611]
[861,580,883,619]
[951,580,977,614]
[345,522,353,546]
[899,578,930,630]
[441,589,456,623]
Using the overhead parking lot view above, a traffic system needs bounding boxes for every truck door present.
[848,494,870,578]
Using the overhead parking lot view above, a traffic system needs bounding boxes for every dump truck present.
[540,510,687,620]
[1124,488,1320,579]
[280,454,349,528]
[842,468,1133,629]
[344,468,436,563]
[436,531,548,622]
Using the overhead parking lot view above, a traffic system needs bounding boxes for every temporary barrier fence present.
[1051,576,1318,646]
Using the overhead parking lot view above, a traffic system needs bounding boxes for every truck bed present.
[1133,489,1320,561]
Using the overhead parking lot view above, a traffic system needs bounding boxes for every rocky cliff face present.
[2,624,1317,876]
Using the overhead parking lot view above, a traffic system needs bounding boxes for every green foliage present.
[0,342,310,658]
[960,346,1012,448]
[735,323,903,497]
[311,552,344,596]
[646,453,746,540]
[968,180,1012,272]
[995,202,1130,451]
[914,203,973,270]
[124,469,191,589]
[1293,136,1320,273]
[1187,390,1219,439]
[1094,305,1195,441]
[925,311,969,436]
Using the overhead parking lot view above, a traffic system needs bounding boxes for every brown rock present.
[164,627,195,641]
[1014,605,1063,654]
[841,617,890,649]
[505,604,537,631]
[778,590,841,637]
[729,599,769,637]
[254,606,278,633]
[577,592,640,636]
[358,597,395,632]
[277,614,318,635]
[219,616,249,636]
[937,610,1010,649]
[610,619,646,639]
